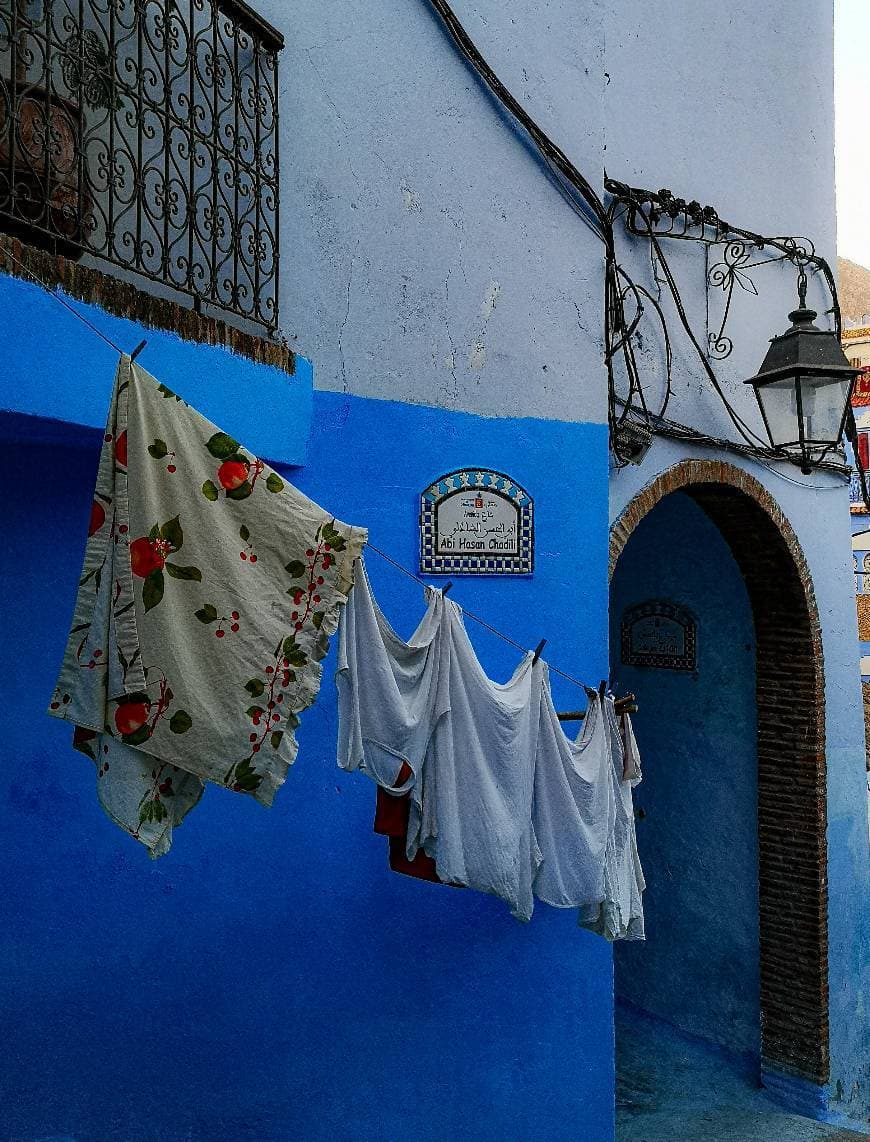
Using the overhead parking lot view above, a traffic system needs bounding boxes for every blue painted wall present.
[609,492,760,1058]
[0,273,312,467]
[0,300,614,1140]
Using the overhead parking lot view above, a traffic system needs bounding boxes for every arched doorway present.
[609,460,828,1087]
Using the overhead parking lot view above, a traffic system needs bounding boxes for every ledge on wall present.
[0,238,312,467]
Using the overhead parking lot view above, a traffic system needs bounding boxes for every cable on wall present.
[422,0,861,499]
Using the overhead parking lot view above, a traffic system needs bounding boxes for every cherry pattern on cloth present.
[147,436,178,473]
[49,357,366,857]
[194,602,242,638]
[284,523,341,633]
[238,524,258,563]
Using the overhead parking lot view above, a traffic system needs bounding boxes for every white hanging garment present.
[336,558,542,921]
[337,559,645,936]
[577,697,646,941]
[620,711,643,783]
[336,557,449,797]
[417,602,543,921]
[50,358,366,858]
[531,686,614,911]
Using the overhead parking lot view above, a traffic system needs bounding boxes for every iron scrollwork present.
[0,0,283,333]
[706,235,817,361]
[605,179,832,371]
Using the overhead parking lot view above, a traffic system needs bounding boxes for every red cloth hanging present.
[373,761,441,883]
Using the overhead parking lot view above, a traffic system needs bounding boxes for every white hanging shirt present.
[531,685,614,911]
[337,559,541,921]
[337,558,645,936]
[576,699,646,941]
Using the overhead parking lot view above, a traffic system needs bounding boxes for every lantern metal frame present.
[744,274,860,474]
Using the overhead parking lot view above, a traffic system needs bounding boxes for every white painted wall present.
[843,332,870,366]
[604,1,838,448]
[266,0,606,423]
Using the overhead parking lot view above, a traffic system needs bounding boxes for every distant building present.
[846,326,870,502]
[842,327,870,773]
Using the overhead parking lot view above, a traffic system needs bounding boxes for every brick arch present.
[610,459,829,1084]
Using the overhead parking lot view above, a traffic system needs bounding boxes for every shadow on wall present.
[609,491,760,1061]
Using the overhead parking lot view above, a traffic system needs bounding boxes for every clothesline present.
[366,541,593,694]
[1,245,128,355]
[340,561,646,934]
[4,246,600,700]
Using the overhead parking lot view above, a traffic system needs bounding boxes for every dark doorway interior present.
[610,491,761,1057]
[609,469,832,1138]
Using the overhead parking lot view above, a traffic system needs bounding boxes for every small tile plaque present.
[621,600,697,671]
[420,468,534,576]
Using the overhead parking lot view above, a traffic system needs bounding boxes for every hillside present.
[838,256,870,323]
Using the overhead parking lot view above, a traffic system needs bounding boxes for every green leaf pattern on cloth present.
[49,358,367,858]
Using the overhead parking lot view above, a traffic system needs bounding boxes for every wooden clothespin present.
[532,639,547,664]
[130,339,148,362]
[614,692,639,716]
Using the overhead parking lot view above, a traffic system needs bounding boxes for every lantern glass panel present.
[756,377,801,448]
[798,373,853,443]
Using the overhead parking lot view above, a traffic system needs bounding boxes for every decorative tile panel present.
[420,468,534,576]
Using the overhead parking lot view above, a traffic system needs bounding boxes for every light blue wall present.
[270,0,606,424]
[604,0,838,449]
[609,492,760,1057]
[0,283,615,1141]
[611,437,870,1125]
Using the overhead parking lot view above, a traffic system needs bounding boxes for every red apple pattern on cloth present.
[200,432,283,503]
[48,356,366,858]
[89,499,107,536]
[128,515,202,612]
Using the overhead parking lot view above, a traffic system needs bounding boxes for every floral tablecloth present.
[49,356,366,856]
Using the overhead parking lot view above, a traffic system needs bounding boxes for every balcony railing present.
[0,0,282,333]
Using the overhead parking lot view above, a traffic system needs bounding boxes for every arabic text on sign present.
[436,491,519,554]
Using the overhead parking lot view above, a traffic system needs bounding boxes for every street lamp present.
[745,275,859,473]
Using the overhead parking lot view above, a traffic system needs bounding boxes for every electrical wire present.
[0,245,129,356]
[423,0,859,493]
[366,541,594,694]
[422,0,607,242]
[615,398,850,480]
[752,460,848,491]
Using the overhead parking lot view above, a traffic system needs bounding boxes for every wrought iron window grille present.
[0,0,283,334]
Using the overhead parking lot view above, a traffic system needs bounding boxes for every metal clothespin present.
[532,639,546,664]
[130,339,148,362]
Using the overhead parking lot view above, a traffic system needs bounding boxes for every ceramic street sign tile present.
[420,468,534,576]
